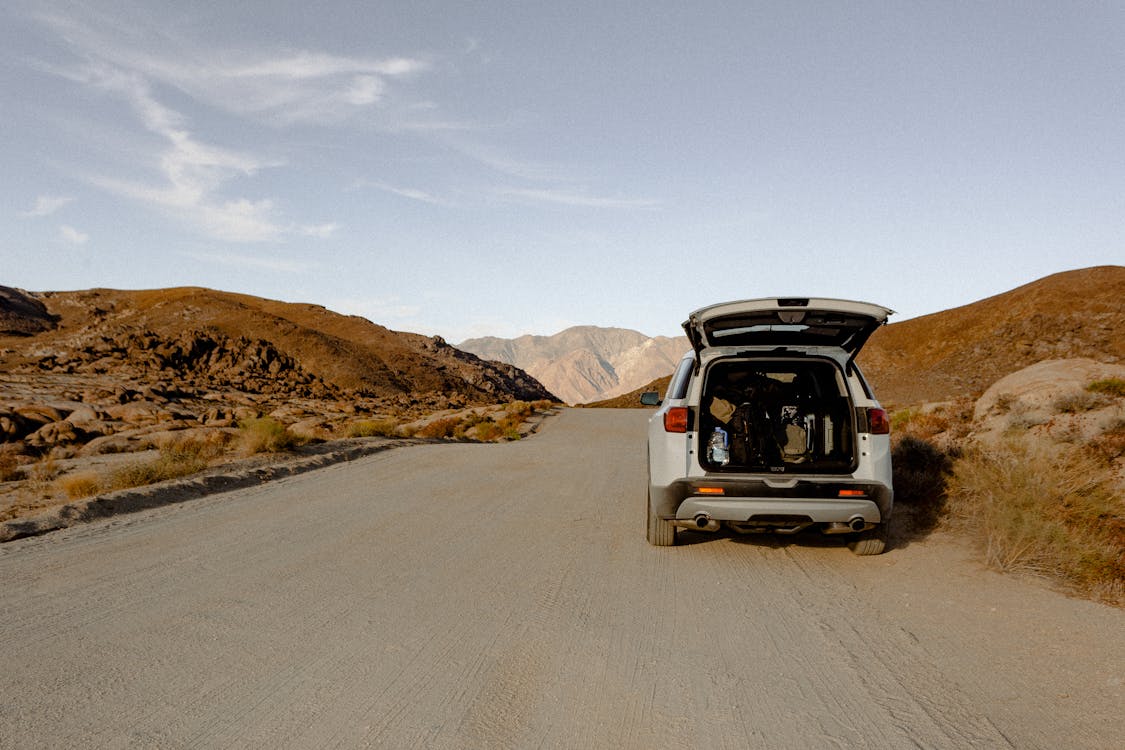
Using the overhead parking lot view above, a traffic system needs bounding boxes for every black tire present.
[646,489,676,546]
[847,524,887,556]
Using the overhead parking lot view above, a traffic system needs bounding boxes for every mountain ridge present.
[1,286,556,408]
[459,325,689,405]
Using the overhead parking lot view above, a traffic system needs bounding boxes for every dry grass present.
[238,417,304,454]
[472,420,504,442]
[346,418,399,438]
[947,440,1124,605]
[106,436,226,491]
[889,397,1124,604]
[890,399,974,443]
[60,472,101,499]
[414,416,462,439]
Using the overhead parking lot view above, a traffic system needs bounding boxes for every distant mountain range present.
[459,327,690,405]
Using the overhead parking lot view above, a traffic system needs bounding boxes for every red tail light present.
[867,407,890,435]
[664,407,690,433]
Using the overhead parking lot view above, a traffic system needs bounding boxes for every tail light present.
[664,407,690,433]
[867,407,890,435]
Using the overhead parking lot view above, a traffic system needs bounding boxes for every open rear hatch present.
[683,297,893,358]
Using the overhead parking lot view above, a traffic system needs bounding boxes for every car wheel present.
[646,489,676,546]
[847,524,887,556]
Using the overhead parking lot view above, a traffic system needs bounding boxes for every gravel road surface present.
[1,409,1122,748]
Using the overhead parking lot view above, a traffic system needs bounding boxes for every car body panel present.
[646,297,894,550]
[683,297,893,357]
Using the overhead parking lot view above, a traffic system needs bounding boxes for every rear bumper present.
[675,496,882,524]
[651,477,893,524]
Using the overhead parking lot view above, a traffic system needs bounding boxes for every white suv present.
[641,297,894,554]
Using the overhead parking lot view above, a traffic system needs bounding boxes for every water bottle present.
[708,427,729,466]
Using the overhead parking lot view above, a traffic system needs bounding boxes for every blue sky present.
[3,1,1122,342]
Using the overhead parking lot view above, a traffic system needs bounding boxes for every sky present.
[2,1,1122,342]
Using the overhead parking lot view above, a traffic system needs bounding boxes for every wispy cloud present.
[23,195,73,217]
[30,8,427,242]
[495,187,659,209]
[351,179,450,206]
[34,10,428,126]
[60,225,89,244]
[70,62,289,242]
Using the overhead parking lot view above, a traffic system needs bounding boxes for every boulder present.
[0,411,30,442]
[24,420,83,449]
[106,400,174,425]
[14,404,65,426]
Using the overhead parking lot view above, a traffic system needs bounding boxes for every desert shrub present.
[109,461,169,490]
[238,417,303,453]
[1084,418,1125,465]
[162,434,227,462]
[890,408,952,440]
[347,418,399,438]
[1052,389,1105,414]
[473,420,504,442]
[891,435,954,533]
[61,473,101,499]
[947,440,1124,604]
[1005,406,1047,432]
[1088,378,1125,398]
[28,455,59,484]
[108,442,213,490]
[507,400,533,418]
[415,417,461,439]
[453,412,486,439]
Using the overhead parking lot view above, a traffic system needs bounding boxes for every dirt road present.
[1,409,1121,748]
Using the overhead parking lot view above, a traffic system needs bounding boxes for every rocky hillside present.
[595,266,1125,408]
[0,286,555,406]
[459,326,689,405]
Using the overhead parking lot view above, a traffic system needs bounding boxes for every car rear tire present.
[847,525,887,556]
[646,489,676,546]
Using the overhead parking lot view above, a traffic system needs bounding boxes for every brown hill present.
[861,266,1124,406]
[0,286,555,406]
[591,266,1124,408]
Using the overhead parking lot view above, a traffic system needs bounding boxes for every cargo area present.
[699,357,857,473]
